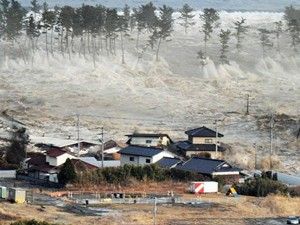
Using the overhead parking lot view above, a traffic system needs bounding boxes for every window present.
[146,140,152,144]
[129,157,135,162]
[145,159,151,163]
[205,139,213,144]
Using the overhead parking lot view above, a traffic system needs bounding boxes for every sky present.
[19,0,300,11]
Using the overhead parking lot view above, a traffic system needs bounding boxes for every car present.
[287,216,299,224]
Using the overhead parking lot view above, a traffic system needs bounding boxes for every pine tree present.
[58,158,77,186]
[258,28,273,57]
[219,29,231,64]
[233,18,248,53]
[141,2,157,32]
[200,8,220,54]
[284,6,300,52]
[118,5,130,64]
[26,14,37,51]
[151,5,173,61]
[6,0,25,40]
[5,127,28,166]
[105,8,118,55]
[60,6,75,59]
[42,2,56,56]
[274,21,283,53]
[30,0,40,14]
[179,3,195,34]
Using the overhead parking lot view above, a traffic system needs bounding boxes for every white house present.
[46,148,76,167]
[126,133,173,148]
[119,145,175,166]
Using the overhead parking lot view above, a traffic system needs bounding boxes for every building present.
[176,126,225,159]
[46,148,76,167]
[176,157,241,183]
[126,133,173,148]
[119,145,175,166]
[79,157,121,168]
[156,157,182,169]
[26,148,96,184]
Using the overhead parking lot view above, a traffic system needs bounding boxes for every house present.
[30,136,101,155]
[176,126,225,159]
[119,145,175,166]
[126,133,173,148]
[156,157,182,169]
[175,157,241,183]
[25,149,96,184]
[46,148,76,167]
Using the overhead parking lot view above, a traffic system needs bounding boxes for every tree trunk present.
[121,32,125,64]
[50,27,54,56]
[156,37,162,61]
[61,28,64,57]
[45,29,49,61]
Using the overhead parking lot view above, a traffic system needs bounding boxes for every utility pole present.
[215,119,218,155]
[269,114,275,170]
[76,114,80,155]
[253,143,257,170]
[153,197,157,225]
[101,127,104,168]
[246,94,250,115]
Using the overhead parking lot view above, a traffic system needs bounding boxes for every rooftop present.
[177,141,226,152]
[119,145,163,157]
[176,157,239,175]
[156,157,181,168]
[46,148,71,158]
[185,126,224,138]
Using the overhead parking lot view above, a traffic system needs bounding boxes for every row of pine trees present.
[0,0,299,67]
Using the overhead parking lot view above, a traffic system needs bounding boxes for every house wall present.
[185,151,223,159]
[46,153,75,167]
[130,136,171,147]
[191,137,218,144]
[120,151,174,166]
[130,137,160,147]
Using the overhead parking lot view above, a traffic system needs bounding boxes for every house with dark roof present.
[156,157,182,169]
[177,126,226,159]
[26,150,97,184]
[46,148,76,167]
[175,157,241,183]
[119,145,175,166]
[126,133,173,148]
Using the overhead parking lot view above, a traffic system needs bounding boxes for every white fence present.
[0,170,16,179]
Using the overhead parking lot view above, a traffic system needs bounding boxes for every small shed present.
[8,188,26,203]
[0,186,7,199]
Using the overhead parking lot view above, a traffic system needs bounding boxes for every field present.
[0,193,299,225]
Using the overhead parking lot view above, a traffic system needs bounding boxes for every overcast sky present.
[19,0,300,11]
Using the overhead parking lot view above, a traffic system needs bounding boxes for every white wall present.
[46,153,75,167]
[130,137,160,147]
[120,151,174,166]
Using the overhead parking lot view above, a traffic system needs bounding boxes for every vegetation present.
[236,176,288,197]
[0,1,299,67]
[58,158,77,186]
[11,220,58,225]
[179,4,195,34]
[76,164,205,186]
[5,127,28,166]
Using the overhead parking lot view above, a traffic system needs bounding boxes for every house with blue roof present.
[175,157,241,183]
[176,126,226,159]
[119,145,175,166]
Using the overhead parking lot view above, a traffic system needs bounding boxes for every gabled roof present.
[47,148,70,158]
[119,145,163,157]
[175,157,239,175]
[177,141,225,152]
[79,157,120,168]
[156,157,181,168]
[185,126,224,138]
[27,154,46,166]
[70,159,98,170]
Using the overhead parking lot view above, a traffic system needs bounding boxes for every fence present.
[16,174,63,188]
[0,170,16,179]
